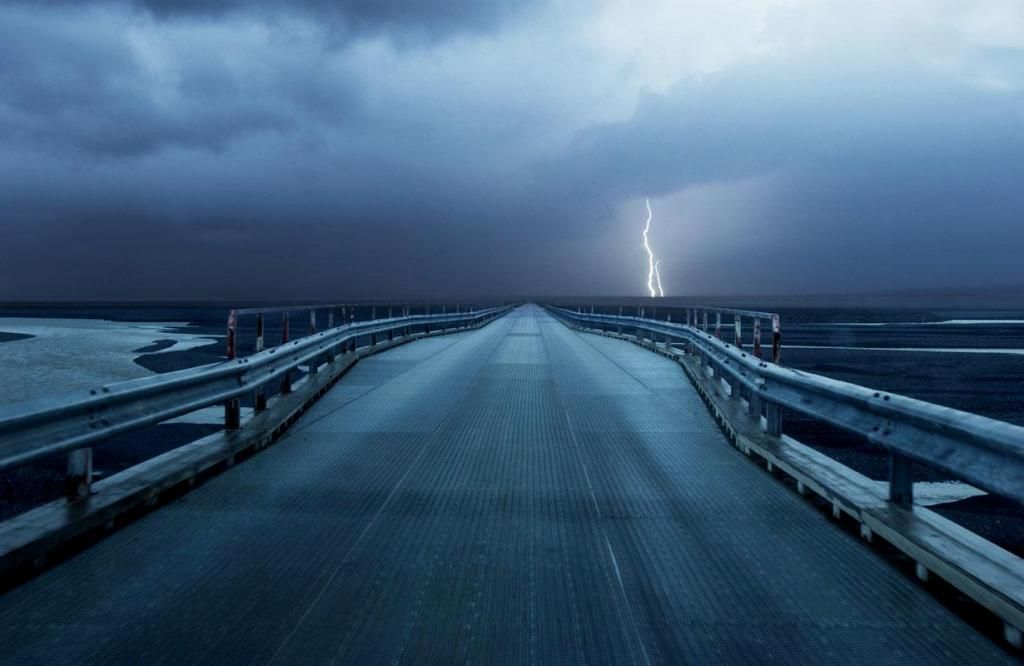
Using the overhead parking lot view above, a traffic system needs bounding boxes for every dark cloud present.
[28,0,535,39]
[0,8,364,157]
[1,3,1023,300]
[517,58,1024,294]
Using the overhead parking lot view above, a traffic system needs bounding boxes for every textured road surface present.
[0,305,1012,664]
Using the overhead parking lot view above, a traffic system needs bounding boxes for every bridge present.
[0,304,1021,663]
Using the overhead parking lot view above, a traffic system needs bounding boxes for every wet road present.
[0,305,1011,664]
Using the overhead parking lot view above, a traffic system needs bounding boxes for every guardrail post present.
[889,453,914,508]
[308,310,319,375]
[281,313,292,394]
[748,390,761,421]
[326,310,336,362]
[665,313,672,346]
[226,309,237,360]
[66,448,92,500]
[702,310,708,332]
[734,315,741,348]
[772,314,781,364]
[753,318,762,359]
[765,402,782,436]
[254,314,268,412]
[618,306,623,334]
[715,312,722,339]
[349,309,356,351]
[225,310,241,430]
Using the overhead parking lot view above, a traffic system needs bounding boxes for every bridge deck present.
[0,306,1010,664]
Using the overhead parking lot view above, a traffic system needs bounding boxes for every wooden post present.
[765,402,782,436]
[753,318,762,359]
[280,313,292,394]
[308,310,319,375]
[889,453,914,508]
[254,314,267,412]
[771,314,782,364]
[66,448,92,500]
[224,310,241,430]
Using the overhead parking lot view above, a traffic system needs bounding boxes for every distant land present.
[541,284,1024,309]
[1,284,1023,310]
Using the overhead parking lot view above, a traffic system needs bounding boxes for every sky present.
[1,0,1023,301]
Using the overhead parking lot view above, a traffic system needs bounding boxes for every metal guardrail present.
[548,306,1024,507]
[0,306,511,499]
[570,303,781,362]
[224,302,494,420]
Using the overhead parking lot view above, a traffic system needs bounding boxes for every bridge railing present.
[573,304,781,363]
[547,305,1024,508]
[0,305,511,501]
[224,302,493,423]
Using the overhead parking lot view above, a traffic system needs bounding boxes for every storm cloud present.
[1,1,1023,300]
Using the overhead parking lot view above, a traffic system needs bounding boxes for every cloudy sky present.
[1,0,1022,301]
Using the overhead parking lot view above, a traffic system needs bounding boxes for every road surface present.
[0,305,1010,664]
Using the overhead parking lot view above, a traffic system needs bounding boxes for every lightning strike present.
[642,198,665,297]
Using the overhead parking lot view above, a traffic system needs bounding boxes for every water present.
[1,303,1022,422]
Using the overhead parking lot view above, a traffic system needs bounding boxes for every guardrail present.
[567,304,781,362]
[0,305,511,500]
[224,302,493,426]
[547,305,1024,507]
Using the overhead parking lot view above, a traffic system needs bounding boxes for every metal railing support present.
[307,310,319,375]
[772,314,782,364]
[325,310,336,363]
[765,402,782,436]
[734,315,741,348]
[889,452,914,508]
[753,318,762,359]
[748,391,761,420]
[66,447,92,500]
[254,314,267,412]
[281,313,292,394]
[225,310,241,429]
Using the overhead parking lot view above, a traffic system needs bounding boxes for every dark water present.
[2,302,1021,426]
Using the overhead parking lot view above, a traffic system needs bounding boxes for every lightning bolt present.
[642,198,665,297]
